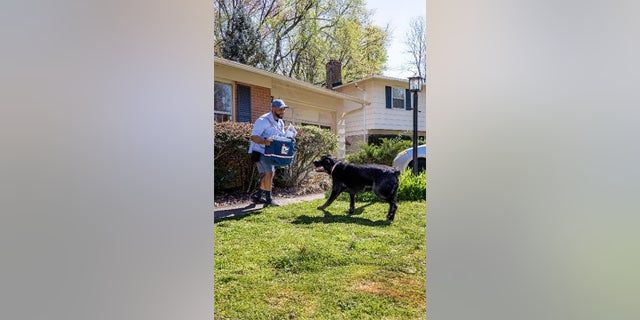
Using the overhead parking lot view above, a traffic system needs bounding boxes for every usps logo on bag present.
[281,144,290,154]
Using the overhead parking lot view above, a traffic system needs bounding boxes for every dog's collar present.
[330,162,339,174]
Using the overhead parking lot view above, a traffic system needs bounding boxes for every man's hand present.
[251,135,272,146]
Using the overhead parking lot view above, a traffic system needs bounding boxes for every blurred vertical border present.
[427,0,640,319]
[1,0,214,319]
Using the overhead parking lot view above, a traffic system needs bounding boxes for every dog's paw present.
[317,205,326,210]
[347,209,355,215]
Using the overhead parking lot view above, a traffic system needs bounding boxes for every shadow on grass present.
[351,202,375,215]
[292,207,391,227]
[214,203,264,223]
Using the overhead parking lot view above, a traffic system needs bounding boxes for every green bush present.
[327,169,426,202]
[396,169,426,201]
[345,136,413,166]
[274,125,337,187]
[214,122,258,192]
[367,134,412,146]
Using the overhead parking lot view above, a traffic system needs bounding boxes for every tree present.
[214,0,389,83]
[217,3,268,67]
[340,23,388,83]
[277,0,389,85]
[404,16,426,79]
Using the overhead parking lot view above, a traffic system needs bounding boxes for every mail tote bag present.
[264,139,295,166]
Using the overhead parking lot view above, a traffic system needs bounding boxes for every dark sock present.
[264,190,272,201]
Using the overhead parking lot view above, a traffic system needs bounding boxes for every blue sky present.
[365,0,426,79]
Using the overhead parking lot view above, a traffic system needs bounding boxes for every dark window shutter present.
[385,86,392,108]
[405,89,412,110]
[237,85,252,122]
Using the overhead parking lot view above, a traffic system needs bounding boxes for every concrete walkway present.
[214,192,325,220]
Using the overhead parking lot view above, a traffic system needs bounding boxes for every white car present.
[392,144,426,172]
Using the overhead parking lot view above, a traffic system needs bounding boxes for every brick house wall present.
[250,85,271,122]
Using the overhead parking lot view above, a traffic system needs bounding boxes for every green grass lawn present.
[214,198,426,319]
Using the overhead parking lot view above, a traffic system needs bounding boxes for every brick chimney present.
[325,60,342,89]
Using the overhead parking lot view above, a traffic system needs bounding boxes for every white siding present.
[272,82,342,130]
[338,78,426,138]
[339,86,365,137]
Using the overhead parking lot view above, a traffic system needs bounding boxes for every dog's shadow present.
[350,202,374,215]
[292,205,391,227]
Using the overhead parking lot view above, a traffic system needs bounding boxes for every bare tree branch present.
[404,16,426,79]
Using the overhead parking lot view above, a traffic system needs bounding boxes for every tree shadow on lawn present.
[292,205,391,227]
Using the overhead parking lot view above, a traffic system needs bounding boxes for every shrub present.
[274,125,337,188]
[345,136,413,166]
[396,169,426,201]
[214,122,258,192]
[367,134,412,146]
[327,169,426,202]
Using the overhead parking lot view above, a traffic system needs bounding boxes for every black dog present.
[313,155,400,221]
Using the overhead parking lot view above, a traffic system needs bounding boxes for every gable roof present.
[214,57,369,105]
[334,75,426,90]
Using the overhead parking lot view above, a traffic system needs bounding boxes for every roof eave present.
[214,57,368,105]
[335,75,426,89]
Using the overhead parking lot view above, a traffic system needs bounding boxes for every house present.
[333,75,426,149]
[214,57,368,158]
[214,57,426,156]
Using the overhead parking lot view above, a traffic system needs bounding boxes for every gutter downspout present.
[338,84,369,158]
[352,83,367,143]
[341,102,368,146]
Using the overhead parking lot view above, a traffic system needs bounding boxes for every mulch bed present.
[214,172,331,208]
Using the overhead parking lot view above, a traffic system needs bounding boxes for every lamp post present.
[408,76,424,175]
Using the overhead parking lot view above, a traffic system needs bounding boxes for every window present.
[214,82,233,122]
[391,87,405,109]
[386,86,410,109]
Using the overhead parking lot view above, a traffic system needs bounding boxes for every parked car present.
[392,144,426,172]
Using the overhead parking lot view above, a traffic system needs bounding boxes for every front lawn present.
[214,199,426,319]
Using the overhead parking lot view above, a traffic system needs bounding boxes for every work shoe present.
[264,199,280,207]
[251,193,266,204]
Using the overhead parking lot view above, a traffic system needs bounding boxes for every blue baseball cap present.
[271,99,289,108]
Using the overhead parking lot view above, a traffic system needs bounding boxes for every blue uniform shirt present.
[248,112,285,154]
